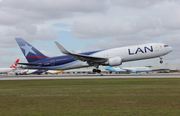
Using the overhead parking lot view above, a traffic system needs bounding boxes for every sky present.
[0,0,179,68]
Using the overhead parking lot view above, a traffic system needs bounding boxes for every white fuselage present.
[122,67,151,71]
[93,43,169,62]
[0,68,16,73]
[60,43,172,70]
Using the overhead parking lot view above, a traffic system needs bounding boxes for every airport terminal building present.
[151,64,180,73]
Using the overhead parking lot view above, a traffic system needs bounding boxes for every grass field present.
[0,78,180,116]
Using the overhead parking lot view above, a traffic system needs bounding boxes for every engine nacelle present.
[107,56,122,66]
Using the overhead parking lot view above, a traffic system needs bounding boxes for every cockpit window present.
[164,45,169,47]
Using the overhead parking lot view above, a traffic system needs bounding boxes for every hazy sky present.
[0,0,179,67]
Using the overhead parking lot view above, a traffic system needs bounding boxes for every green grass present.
[0,78,180,116]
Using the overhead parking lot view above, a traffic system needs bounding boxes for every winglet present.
[54,41,71,55]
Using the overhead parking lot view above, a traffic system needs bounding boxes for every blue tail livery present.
[15,38,48,63]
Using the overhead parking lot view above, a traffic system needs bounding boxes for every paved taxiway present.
[0,73,180,80]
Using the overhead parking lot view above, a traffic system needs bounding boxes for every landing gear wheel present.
[92,69,101,73]
[97,70,101,73]
[93,69,96,72]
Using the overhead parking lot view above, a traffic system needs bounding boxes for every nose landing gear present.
[159,57,163,64]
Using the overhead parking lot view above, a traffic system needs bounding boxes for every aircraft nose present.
[169,46,173,52]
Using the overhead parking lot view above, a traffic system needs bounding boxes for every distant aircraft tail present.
[15,38,48,63]
[9,59,19,68]
[106,66,115,71]
[118,66,122,69]
[106,66,112,70]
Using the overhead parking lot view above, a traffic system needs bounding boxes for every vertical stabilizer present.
[15,38,48,63]
[9,59,19,68]
[106,66,116,71]
[118,66,122,69]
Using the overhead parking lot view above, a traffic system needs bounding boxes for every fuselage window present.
[164,45,169,47]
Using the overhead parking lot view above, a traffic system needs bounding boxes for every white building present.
[152,64,180,72]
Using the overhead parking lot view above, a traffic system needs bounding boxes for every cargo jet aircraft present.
[15,38,173,73]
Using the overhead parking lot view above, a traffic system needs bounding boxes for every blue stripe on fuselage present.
[25,50,104,69]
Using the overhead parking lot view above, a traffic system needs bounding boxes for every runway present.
[0,73,180,80]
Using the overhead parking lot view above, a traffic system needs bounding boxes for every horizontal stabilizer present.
[18,63,42,66]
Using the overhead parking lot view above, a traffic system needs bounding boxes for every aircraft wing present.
[55,42,108,64]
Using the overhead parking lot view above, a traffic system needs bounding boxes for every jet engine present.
[107,56,122,66]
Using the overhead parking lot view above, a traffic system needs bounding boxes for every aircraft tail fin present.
[106,66,114,70]
[9,59,19,68]
[15,38,48,63]
[106,66,117,72]
[119,66,122,69]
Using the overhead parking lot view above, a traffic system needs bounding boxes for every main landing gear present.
[93,69,101,73]
[159,56,163,64]
[93,69,103,76]
[92,64,101,73]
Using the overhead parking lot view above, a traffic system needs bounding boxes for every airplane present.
[106,66,151,74]
[0,59,19,73]
[25,69,64,75]
[26,69,46,75]
[15,38,173,73]
[14,69,46,75]
[14,69,27,75]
